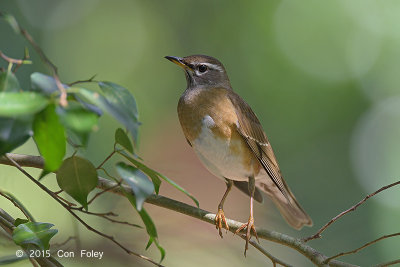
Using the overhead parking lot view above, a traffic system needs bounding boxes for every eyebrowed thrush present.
[165,55,312,255]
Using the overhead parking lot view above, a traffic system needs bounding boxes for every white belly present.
[192,115,253,181]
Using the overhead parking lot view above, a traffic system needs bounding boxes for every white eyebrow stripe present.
[201,62,224,72]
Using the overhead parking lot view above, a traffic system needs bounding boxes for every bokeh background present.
[1,0,400,266]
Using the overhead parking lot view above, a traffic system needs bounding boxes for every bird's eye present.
[198,64,208,73]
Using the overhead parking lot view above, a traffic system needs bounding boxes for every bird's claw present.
[215,208,229,238]
[235,215,259,256]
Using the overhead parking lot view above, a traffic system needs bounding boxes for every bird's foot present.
[215,208,229,238]
[235,215,259,256]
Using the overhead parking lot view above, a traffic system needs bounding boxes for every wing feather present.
[228,92,290,200]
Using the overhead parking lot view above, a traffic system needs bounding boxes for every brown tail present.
[256,178,312,230]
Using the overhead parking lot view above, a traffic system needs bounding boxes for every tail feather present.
[256,178,312,230]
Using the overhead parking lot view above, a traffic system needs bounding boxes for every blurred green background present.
[1,0,400,266]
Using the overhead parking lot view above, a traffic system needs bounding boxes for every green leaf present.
[14,218,29,227]
[12,222,58,250]
[56,156,98,210]
[146,236,165,262]
[0,116,32,156]
[30,72,64,95]
[98,82,139,144]
[33,104,66,172]
[57,103,98,133]
[0,71,20,92]
[119,151,199,207]
[0,92,48,117]
[115,128,133,154]
[116,162,154,211]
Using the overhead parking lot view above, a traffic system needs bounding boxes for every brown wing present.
[228,92,290,200]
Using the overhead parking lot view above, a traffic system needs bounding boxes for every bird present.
[165,54,312,255]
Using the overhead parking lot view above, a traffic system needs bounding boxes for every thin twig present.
[3,154,163,267]
[70,207,141,227]
[97,150,116,169]
[324,232,400,264]
[303,180,400,242]
[54,194,77,207]
[0,191,31,220]
[87,183,121,205]
[373,259,400,267]
[52,236,76,248]
[12,48,30,73]
[240,235,292,267]
[67,74,98,86]
[0,51,31,65]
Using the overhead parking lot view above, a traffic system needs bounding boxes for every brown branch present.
[303,180,400,242]
[96,150,116,169]
[324,232,400,264]
[0,153,356,266]
[241,235,292,267]
[373,259,400,267]
[3,154,163,267]
[0,50,31,65]
[67,74,98,86]
[87,183,121,205]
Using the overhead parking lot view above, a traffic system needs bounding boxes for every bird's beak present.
[165,56,192,71]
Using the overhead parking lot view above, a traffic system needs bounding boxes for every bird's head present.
[165,55,231,89]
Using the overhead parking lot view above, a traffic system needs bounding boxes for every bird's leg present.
[215,179,233,238]
[235,176,259,256]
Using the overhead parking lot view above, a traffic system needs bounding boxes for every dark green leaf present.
[57,103,98,133]
[14,218,29,227]
[12,222,58,250]
[115,128,133,153]
[0,116,32,156]
[98,82,139,144]
[0,92,48,117]
[116,162,154,211]
[56,156,98,210]
[119,152,199,206]
[33,104,66,172]
[30,72,65,95]
[0,71,20,92]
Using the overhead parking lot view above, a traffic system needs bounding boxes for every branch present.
[324,232,400,264]
[2,154,162,267]
[304,181,400,242]
[0,191,32,221]
[0,153,355,267]
[373,259,400,267]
